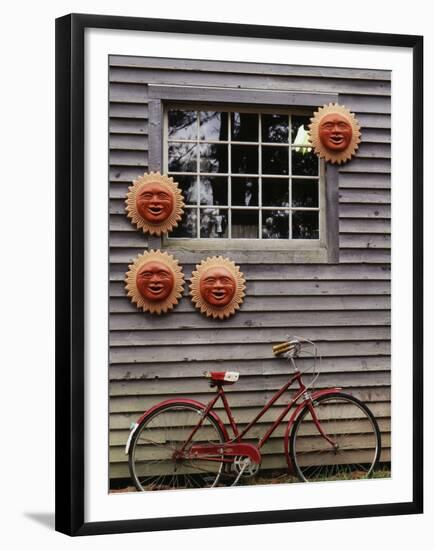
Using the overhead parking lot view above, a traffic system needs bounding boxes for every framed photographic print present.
[55,14,423,536]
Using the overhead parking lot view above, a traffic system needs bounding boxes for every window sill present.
[163,239,330,264]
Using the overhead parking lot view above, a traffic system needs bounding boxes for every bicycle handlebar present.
[272,336,322,389]
[272,338,301,358]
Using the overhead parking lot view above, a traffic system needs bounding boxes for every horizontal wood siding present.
[108,56,391,480]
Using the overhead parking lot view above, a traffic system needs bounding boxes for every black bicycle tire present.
[289,392,382,483]
[128,401,227,491]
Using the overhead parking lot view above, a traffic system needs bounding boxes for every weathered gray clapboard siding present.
[110,119,148,134]
[111,417,392,447]
[339,173,390,189]
[111,386,390,413]
[109,341,391,364]
[110,134,148,150]
[110,416,392,447]
[109,355,391,380]
[111,280,390,298]
[109,55,390,79]
[112,261,391,278]
[108,56,391,481]
[110,413,391,442]
[110,368,391,394]
[110,295,391,313]
[109,327,391,347]
[339,219,390,234]
[110,421,392,453]
[339,189,391,203]
[110,249,390,266]
[110,68,390,96]
[339,204,390,218]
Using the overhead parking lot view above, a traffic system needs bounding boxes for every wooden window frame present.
[147,84,339,263]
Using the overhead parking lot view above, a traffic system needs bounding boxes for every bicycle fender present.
[125,422,140,455]
[125,398,230,455]
[283,387,342,471]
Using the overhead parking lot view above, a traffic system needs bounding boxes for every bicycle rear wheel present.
[289,393,381,482]
[129,402,226,491]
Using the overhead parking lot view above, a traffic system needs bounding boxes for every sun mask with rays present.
[125,250,184,314]
[309,103,361,164]
[190,256,246,319]
[125,172,185,235]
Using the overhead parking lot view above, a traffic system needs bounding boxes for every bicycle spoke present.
[145,473,166,490]
[290,394,381,483]
[129,403,226,491]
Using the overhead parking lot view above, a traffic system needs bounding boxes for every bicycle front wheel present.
[289,393,381,482]
[129,402,227,491]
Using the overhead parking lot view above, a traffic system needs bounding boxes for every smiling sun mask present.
[125,250,184,314]
[190,256,246,319]
[309,103,361,164]
[125,172,184,235]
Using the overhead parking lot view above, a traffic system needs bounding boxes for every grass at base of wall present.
[109,464,391,493]
[238,466,391,486]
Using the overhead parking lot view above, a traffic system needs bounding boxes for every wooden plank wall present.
[108,56,391,480]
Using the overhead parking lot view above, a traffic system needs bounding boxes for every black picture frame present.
[55,13,423,536]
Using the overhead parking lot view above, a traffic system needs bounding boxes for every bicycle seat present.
[203,371,239,385]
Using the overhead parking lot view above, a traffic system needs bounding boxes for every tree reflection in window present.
[167,109,320,240]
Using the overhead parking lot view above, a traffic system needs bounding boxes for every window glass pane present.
[170,208,198,238]
[291,148,319,176]
[292,211,319,239]
[199,112,228,141]
[291,116,311,144]
[262,146,289,175]
[200,144,228,173]
[200,207,228,238]
[168,142,197,172]
[174,175,198,205]
[262,178,289,207]
[262,211,289,239]
[231,112,258,142]
[166,108,323,242]
[168,110,197,140]
[262,114,289,143]
[231,177,258,207]
[200,177,228,205]
[231,145,258,174]
[231,210,259,238]
[292,179,319,207]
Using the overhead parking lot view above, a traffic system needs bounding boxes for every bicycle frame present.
[181,371,342,467]
[126,362,343,470]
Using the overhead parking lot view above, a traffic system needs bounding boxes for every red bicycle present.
[127,336,382,490]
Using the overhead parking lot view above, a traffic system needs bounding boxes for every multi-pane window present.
[165,108,322,240]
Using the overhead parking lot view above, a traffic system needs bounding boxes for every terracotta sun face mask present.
[136,261,175,302]
[309,103,361,164]
[125,172,184,235]
[125,250,184,314]
[318,113,353,152]
[190,256,246,319]
[200,267,236,308]
[136,184,174,225]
